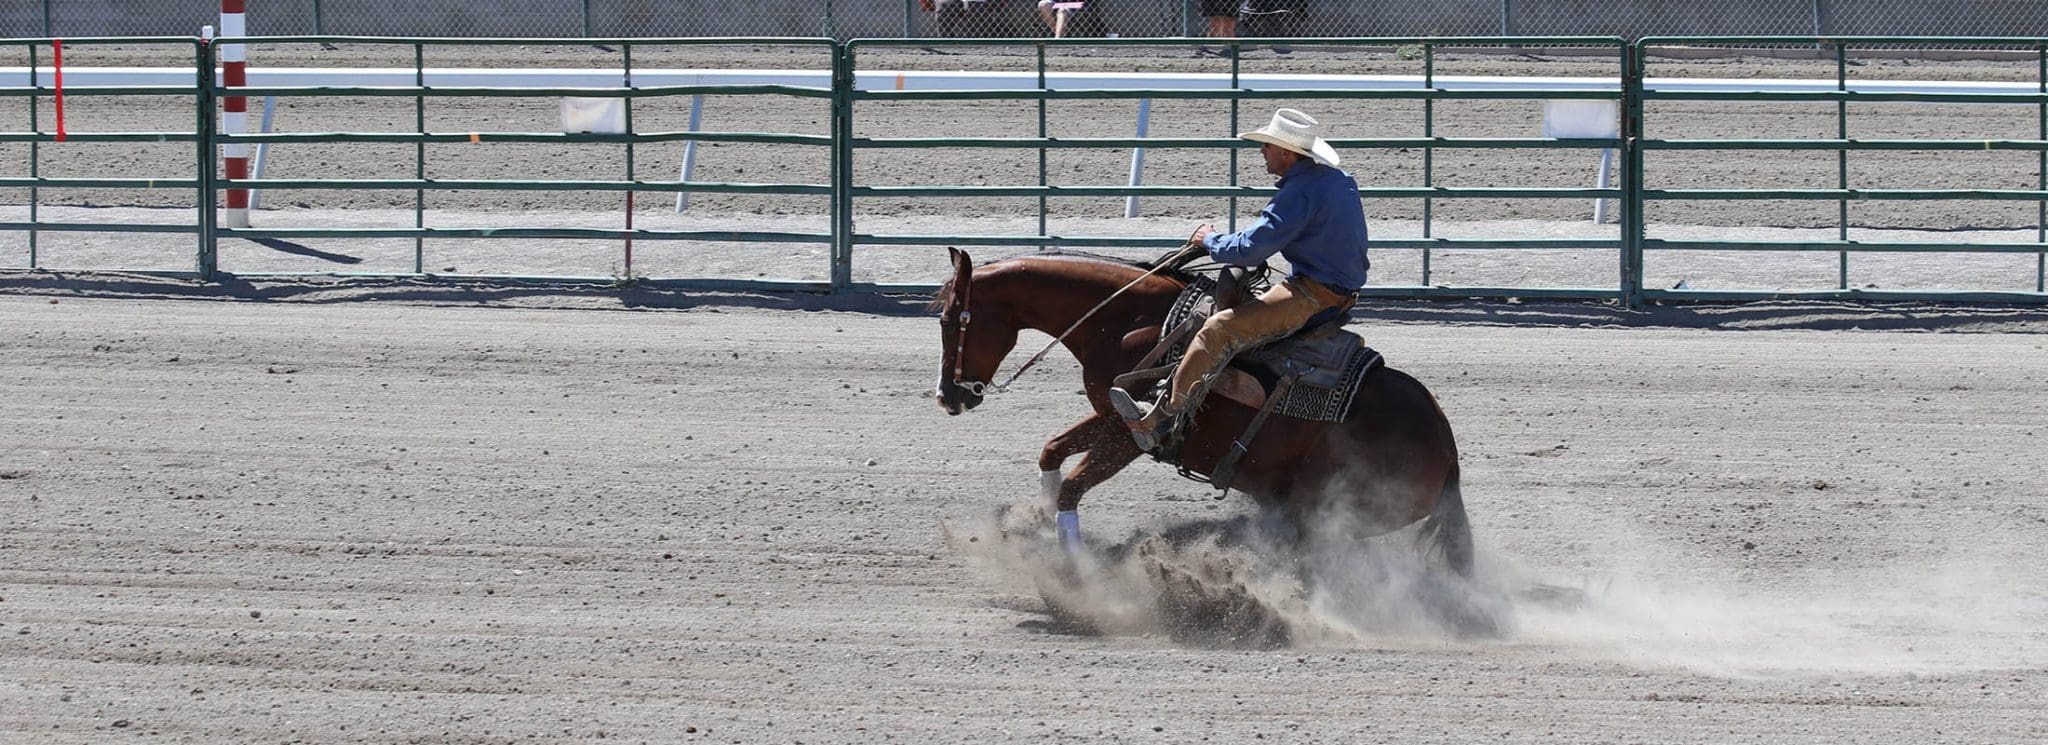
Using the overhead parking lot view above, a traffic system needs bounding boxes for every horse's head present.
[934,248,1021,415]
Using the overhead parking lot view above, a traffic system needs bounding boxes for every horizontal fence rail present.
[0,35,2043,304]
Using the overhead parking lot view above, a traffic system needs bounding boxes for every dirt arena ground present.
[1,276,2045,743]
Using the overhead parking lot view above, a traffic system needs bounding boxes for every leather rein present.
[949,256,1194,398]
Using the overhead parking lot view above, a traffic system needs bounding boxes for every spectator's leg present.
[1036,0,1056,35]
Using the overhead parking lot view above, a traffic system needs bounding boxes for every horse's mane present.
[929,248,1189,312]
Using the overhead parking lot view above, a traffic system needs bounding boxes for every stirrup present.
[1143,415,1183,460]
[1109,388,1178,455]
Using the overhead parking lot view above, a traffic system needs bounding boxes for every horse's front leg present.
[1037,414,1144,551]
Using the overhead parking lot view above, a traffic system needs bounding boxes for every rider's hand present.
[1187,224,1213,248]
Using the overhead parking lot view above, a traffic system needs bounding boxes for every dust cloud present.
[946,493,2047,678]
[1500,504,2048,678]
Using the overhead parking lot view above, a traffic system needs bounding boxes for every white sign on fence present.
[561,97,626,134]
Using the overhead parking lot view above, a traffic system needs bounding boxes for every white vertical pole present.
[675,94,704,213]
[1593,148,1614,224]
[248,95,277,210]
[1124,97,1150,219]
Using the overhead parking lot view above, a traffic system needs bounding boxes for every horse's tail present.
[1416,462,1474,578]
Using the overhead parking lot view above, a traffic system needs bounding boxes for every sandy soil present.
[1,280,2045,743]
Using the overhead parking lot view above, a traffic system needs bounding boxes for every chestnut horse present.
[934,248,1473,575]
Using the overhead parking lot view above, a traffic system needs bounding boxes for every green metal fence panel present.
[840,35,1629,297]
[205,35,840,287]
[1632,35,2048,303]
[0,37,210,276]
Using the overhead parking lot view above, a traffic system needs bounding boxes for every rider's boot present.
[1108,388,1182,457]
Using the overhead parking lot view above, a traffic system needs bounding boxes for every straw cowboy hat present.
[1238,108,1341,167]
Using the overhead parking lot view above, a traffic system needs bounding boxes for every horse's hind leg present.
[1415,467,1474,579]
[1411,465,1505,638]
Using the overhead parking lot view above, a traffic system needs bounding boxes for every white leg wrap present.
[1055,510,1082,554]
[1039,469,1063,513]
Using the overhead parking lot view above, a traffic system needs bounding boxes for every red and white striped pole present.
[219,0,249,228]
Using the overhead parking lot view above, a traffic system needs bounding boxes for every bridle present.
[945,254,1193,398]
[943,299,993,397]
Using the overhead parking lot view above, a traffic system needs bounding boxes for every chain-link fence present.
[6,1,2048,40]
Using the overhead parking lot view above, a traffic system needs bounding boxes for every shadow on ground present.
[2,269,2045,332]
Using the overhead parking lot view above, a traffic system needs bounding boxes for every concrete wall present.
[7,0,2048,40]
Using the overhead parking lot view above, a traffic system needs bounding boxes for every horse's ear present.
[949,248,972,287]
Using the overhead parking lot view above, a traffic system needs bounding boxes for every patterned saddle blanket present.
[1158,273,1384,423]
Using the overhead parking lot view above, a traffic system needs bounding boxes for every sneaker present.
[1107,387,1151,421]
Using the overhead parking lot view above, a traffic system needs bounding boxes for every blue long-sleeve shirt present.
[1201,160,1370,293]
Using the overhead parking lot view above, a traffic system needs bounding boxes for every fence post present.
[824,0,837,39]
[582,0,593,36]
[1620,41,1643,307]
[312,0,323,34]
[1811,0,1829,36]
[28,42,40,268]
[1499,0,1513,36]
[197,39,219,280]
[830,42,854,291]
[1183,0,1197,38]
[41,0,51,36]
[1834,42,1849,289]
[904,0,916,38]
